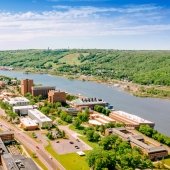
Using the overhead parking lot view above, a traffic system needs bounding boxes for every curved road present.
[0,118,65,170]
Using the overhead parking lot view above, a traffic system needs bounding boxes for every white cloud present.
[0,4,169,42]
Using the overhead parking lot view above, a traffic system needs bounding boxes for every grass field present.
[164,158,170,166]
[45,142,90,170]
[59,53,81,65]
[79,136,98,149]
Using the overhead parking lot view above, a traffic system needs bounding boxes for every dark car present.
[75,145,79,149]
[70,141,74,144]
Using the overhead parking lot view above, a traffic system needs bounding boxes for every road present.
[0,118,65,170]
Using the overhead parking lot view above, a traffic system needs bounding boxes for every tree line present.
[138,125,170,146]
[0,49,170,86]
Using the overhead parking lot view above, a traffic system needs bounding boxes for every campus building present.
[48,90,66,103]
[106,127,168,160]
[21,79,33,96]
[89,113,115,126]
[13,105,37,116]
[20,117,38,131]
[0,132,14,143]
[28,109,52,128]
[71,97,108,109]
[60,107,80,116]
[2,154,39,170]
[3,97,29,106]
[109,111,155,128]
[31,86,55,98]
[0,138,9,165]
[0,132,39,169]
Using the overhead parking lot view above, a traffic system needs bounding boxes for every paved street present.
[0,117,65,170]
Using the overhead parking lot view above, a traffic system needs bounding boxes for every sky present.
[0,0,170,50]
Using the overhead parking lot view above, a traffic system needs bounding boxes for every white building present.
[28,109,52,128]
[13,105,37,116]
[3,97,29,106]
[110,111,155,127]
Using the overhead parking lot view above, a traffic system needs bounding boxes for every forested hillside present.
[0,49,170,86]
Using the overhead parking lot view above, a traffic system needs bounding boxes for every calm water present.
[0,70,170,136]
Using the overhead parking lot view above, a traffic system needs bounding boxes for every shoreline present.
[2,68,170,100]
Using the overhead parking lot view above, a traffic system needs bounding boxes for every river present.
[0,70,170,136]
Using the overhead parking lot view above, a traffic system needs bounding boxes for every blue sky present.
[0,0,170,50]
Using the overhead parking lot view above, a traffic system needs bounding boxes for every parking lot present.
[51,125,92,154]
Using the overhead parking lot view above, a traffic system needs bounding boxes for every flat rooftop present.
[89,119,102,126]
[109,128,167,154]
[49,90,65,93]
[111,111,154,124]
[20,117,38,127]
[129,137,167,153]
[92,113,114,122]
[32,86,55,90]
[72,98,107,105]
[13,105,37,110]
[61,107,79,112]
[2,154,39,170]
[0,131,14,137]
[0,138,9,155]
[28,109,52,122]
[5,97,29,103]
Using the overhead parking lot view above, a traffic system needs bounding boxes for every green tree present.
[41,106,50,115]
[86,130,95,141]
[99,135,118,150]
[86,148,116,170]
[77,111,89,122]
[93,132,100,142]
[73,117,82,129]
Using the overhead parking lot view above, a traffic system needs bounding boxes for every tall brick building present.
[32,86,55,98]
[21,79,33,95]
[48,90,66,103]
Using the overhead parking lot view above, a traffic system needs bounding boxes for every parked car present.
[75,145,79,149]
[69,141,74,144]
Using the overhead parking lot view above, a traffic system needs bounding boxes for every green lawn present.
[45,142,90,170]
[69,124,85,135]
[79,136,98,148]
[164,158,170,166]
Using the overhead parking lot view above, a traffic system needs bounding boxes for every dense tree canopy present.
[0,49,170,86]
[87,134,153,170]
